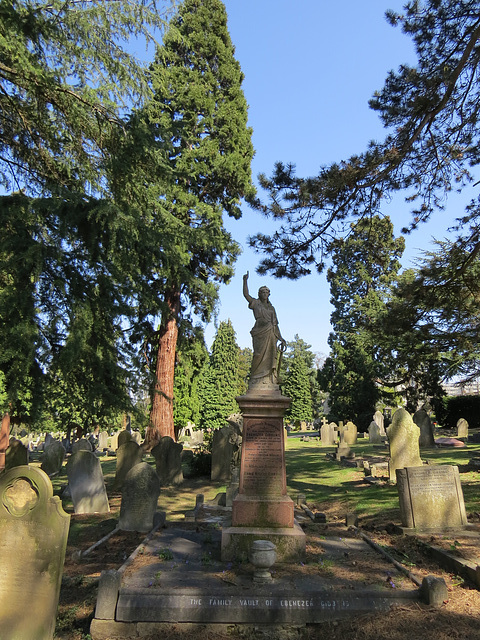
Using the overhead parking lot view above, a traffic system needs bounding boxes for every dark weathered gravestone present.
[66,450,110,514]
[152,436,184,485]
[387,408,422,482]
[117,429,133,448]
[397,465,467,531]
[71,437,93,455]
[5,437,29,470]
[118,462,160,532]
[457,418,469,439]
[0,466,70,639]
[211,424,235,481]
[368,420,382,444]
[113,441,143,490]
[40,440,66,476]
[413,408,435,448]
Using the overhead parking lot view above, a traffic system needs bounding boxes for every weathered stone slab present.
[457,418,469,439]
[115,589,416,625]
[152,436,183,486]
[118,430,133,448]
[113,441,143,490]
[413,409,435,448]
[98,431,109,451]
[0,466,70,639]
[343,421,357,445]
[397,465,467,531]
[40,440,66,476]
[66,450,110,514]
[321,422,335,446]
[211,425,235,481]
[387,408,422,482]
[71,437,93,455]
[5,437,29,470]
[368,421,382,444]
[119,462,160,532]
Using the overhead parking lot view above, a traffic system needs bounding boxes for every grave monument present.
[0,465,70,639]
[222,273,305,562]
[387,408,423,482]
[66,450,110,514]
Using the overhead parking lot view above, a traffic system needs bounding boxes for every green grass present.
[284,437,480,520]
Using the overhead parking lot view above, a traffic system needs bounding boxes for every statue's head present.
[258,286,270,301]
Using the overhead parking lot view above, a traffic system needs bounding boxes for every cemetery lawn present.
[30,441,480,640]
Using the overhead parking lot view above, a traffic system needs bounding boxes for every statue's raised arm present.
[243,273,286,394]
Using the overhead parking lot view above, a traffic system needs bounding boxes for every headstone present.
[66,450,110,514]
[320,421,335,446]
[457,418,469,439]
[130,430,142,445]
[110,431,120,451]
[368,420,382,444]
[117,429,133,448]
[211,425,235,481]
[343,421,357,445]
[98,430,109,451]
[44,433,55,448]
[373,410,386,435]
[118,462,160,532]
[71,437,93,455]
[413,408,435,447]
[335,429,351,461]
[0,466,70,639]
[5,438,29,470]
[328,422,338,443]
[397,465,467,531]
[152,436,184,485]
[40,440,66,476]
[387,408,422,482]
[190,429,204,448]
[113,441,143,490]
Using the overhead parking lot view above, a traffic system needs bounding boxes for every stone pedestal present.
[221,392,305,562]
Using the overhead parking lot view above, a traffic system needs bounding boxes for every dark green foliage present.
[281,335,314,423]
[320,216,404,427]
[173,325,209,428]
[436,395,480,430]
[0,0,173,194]
[199,320,240,431]
[237,347,253,396]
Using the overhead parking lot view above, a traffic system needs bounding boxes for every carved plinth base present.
[221,522,306,563]
[232,494,294,528]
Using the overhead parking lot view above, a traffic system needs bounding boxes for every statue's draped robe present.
[249,299,281,382]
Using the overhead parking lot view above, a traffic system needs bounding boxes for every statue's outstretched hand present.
[243,271,249,281]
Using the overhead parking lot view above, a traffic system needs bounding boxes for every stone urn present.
[249,540,277,583]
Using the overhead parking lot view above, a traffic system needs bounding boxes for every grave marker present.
[397,465,467,531]
[0,466,70,639]
[40,440,66,476]
[5,437,29,470]
[113,441,143,489]
[152,436,183,485]
[66,450,110,514]
[457,418,469,439]
[413,408,435,447]
[118,462,160,532]
[387,408,422,482]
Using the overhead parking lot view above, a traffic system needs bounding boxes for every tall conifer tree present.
[112,0,255,446]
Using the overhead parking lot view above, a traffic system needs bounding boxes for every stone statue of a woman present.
[243,272,286,393]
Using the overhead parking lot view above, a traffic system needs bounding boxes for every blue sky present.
[182,2,465,355]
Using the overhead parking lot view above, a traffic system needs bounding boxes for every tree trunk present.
[144,289,180,450]
[0,412,11,471]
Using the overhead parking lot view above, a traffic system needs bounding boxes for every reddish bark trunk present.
[0,412,11,471]
[144,289,180,450]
